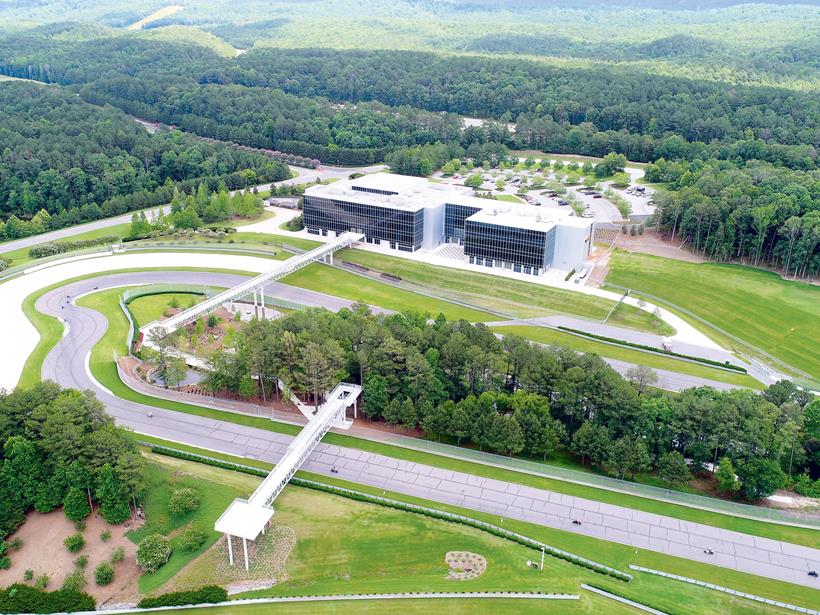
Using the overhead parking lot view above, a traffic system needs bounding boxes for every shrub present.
[94,563,114,586]
[73,556,88,570]
[168,488,200,516]
[61,571,85,592]
[179,527,208,552]
[9,538,23,551]
[136,534,172,573]
[35,575,49,590]
[63,534,85,553]
[0,584,95,614]
[63,487,91,523]
[23,569,33,582]
[137,585,228,608]
[28,235,120,259]
[100,530,111,543]
[0,556,10,569]
[110,547,125,564]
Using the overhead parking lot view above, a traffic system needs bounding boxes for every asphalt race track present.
[35,271,820,590]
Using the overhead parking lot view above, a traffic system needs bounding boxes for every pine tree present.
[96,465,130,524]
[63,486,91,522]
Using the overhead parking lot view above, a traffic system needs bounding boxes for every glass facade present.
[303,195,424,250]
[444,203,482,243]
[464,220,555,274]
[352,186,398,196]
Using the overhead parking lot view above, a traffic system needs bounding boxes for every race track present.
[30,270,820,590]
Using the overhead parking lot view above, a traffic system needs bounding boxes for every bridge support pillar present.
[260,286,266,318]
[227,534,234,566]
[242,537,249,571]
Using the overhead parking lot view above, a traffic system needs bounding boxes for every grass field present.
[337,249,673,335]
[282,262,495,322]
[141,446,815,614]
[493,325,763,389]
[38,286,820,548]
[126,292,206,328]
[606,251,820,379]
[0,222,131,269]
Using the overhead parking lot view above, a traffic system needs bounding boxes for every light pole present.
[540,546,545,572]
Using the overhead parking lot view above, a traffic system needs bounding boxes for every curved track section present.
[30,271,820,590]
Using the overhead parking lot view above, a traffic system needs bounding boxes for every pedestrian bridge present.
[214,383,361,569]
[140,231,363,339]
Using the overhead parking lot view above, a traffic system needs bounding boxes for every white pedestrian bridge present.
[140,231,363,338]
[214,383,361,569]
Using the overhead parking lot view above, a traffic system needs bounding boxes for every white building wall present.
[552,221,594,271]
[422,203,445,250]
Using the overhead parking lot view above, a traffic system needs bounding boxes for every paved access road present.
[37,272,820,590]
[0,164,385,255]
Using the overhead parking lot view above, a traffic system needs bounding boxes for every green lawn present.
[606,251,820,379]
[144,446,813,615]
[142,231,322,254]
[282,262,495,322]
[493,325,762,389]
[495,194,524,203]
[179,599,638,614]
[337,248,673,335]
[0,222,131,269]
[127,292,206,328]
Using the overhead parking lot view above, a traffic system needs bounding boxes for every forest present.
[0,382,146,539]
[646,159,820,278]
[0,28,816,271]
[0,81,290,238]
[178,305,819,500]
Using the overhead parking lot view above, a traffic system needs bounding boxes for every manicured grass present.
[606,251,820,379]
[66,287,820,548]
[144,443,815,614]
[282,262,496,322]
[129,459,258,593]
[337,248,673,335]
[0,222,131,268]
[493,325,763,389]
[178,599,638,614]
[495,193,524,203]
[127,292,206,328]
[18,280,66,389]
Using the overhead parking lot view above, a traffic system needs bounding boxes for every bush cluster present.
[168,488,201,516]
[137,585,228,608]
[136,534,172,573]
[28,235,120,259]
[0,584,95,614]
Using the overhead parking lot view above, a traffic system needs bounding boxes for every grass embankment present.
[606,251,820,380]
[494,326,762,389]
[282,263,495,322]
[31,285,819,548]
[126,293,206,327]
[338,248,673,335]
[140,443,818,614]
[0,223,131,269]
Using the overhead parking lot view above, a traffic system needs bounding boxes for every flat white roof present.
[214,498,274,541]
[306,174,594,232]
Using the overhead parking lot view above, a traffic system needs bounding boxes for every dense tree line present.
[647,159,820,277]
[3,33,816,171]
[0,82,290,239]
[226,48,818,169]
[0,382,147,538]
[191,306,816,499]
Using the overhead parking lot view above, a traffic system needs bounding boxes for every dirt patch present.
[0,509,142,607]
[153,525,295,596]
[612,228,704,263]
[445,551,486,580]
